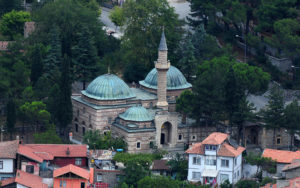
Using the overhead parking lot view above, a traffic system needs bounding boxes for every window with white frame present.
[192,157,201,165]
[234,158,237,166]
[220,174,229,183]
[60,180,66,187]
[75,158,82,165]
[205,159,216,166]
[221,159,229,167]
[0,161,3,169]
[192,172,201,180]
[205,145,217,151]
[97,174,103,182]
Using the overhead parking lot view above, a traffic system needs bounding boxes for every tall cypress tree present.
[72,26,98,90]
[30,43,46,86]
[43,26,61,83]
[262,85,285,148]
[6,98,16,139]
[57,54,73,136]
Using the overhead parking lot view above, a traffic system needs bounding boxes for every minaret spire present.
[155,28,170,110]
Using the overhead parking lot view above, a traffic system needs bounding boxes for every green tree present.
[0,10,31,40]
[122,160,150,188]
[167,153,188,181]
[109,6,125,30]
[0,0,22,16]
[29,43,47,86]
[177,35,197,82]
[72,26,98,89]
[6,99,16,139]
[43,26,61,83]
[284,100,300,150]
[244,152,276,174]
[176,90,194,124]
[220,180,232,188]
[34,124,63,144]
[262,85,285,148]
[235,180,259,188]
[273,18,300,59]
[137,176,181,188]
[121,0,184,82]
[19,101,51,132]
[56,55,73,135]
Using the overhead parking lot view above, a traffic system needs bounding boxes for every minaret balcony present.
[155,62,170,70]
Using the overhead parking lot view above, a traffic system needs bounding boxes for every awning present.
[202,169,218,177]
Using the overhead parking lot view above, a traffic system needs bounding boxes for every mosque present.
[71,32,205,153]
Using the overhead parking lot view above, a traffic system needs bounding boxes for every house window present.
[137,142,141,149]
[26,165,34,174]
[220,174,229,183]
[0,161,3,169]
[237,170,239,177]
[192,172,201,180]
[75,124,78,132]
[60,180,66,187]
[277,137,281,145]
[75,158,82,166]
[205,145,217,151]
[234,158,237,166]
[178,134,182,140]
[82,127,86,135]
[221,159,229,167]
[205,159,216,166]
[193,157,201,165]
[97,174,103,182]
[191,135,196,140]
[108,117,112,124]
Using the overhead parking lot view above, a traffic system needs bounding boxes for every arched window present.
[77,109,80,117]
[82,127,86,135]
[83,107,86,114]
[74,118,78,122]
[82,121,85,126]
[75,124,78,132]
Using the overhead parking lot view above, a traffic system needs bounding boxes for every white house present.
[186,132,245,185]
[0,140,19,180]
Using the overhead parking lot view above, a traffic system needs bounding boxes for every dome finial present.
[158,26,168,51]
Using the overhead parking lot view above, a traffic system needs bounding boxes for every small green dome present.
[82,74,135,100]
[139,66,192,90]
[119,106,153,122]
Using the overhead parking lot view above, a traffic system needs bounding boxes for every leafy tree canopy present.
[0,10,31,40]
[34,124,63,144]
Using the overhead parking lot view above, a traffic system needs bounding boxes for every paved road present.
[99,0,191,34]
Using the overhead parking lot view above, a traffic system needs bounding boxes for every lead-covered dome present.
[119,106,154,122]
[139,66,192,90]
[82,74,135,100]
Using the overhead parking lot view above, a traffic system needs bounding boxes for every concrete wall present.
[0,159,13,173]
[285,168,300,179]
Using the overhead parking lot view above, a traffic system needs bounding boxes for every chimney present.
[66,147,70,155]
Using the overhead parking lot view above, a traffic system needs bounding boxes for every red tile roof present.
[260,183,277,188]
[18,144,87,163]
[53,164,90,179]
[0,140,19,159]
[185,132,244,157]
[0,177,15,186]
[202,132,228,145]
[0,170,48,188]
[282,159,300,171]
[262,149,300,164]
[152,160,170,170]
[217,142,245,157]
[185,143,205,154]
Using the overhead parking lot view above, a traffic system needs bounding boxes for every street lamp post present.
[235,34,247,63]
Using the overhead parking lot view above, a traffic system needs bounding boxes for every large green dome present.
[139,66,192,90]
[82,74,135,100]
[119,106,153,122]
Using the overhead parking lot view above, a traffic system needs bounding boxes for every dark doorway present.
[160,133,165,145]
[81,182,85,188]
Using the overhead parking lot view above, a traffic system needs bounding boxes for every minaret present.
[155,30,170,110]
